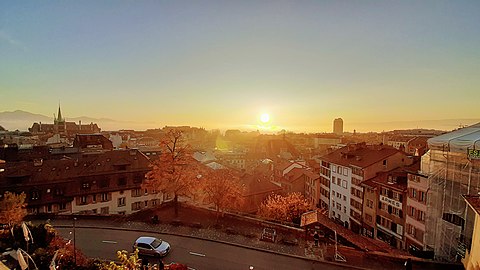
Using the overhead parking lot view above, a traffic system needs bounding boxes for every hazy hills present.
[0,110,479,133]
[0,110,156,131]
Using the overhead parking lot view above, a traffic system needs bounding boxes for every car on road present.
[260,227,276,242]
[133,236,171,257]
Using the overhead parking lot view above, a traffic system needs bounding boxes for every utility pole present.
[73,217,77,265]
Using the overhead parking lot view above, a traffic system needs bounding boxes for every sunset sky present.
[1,1,479,132]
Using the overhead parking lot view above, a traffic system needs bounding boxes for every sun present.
[260,113,270,123]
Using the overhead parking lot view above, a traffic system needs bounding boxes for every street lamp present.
[73,217,77,265]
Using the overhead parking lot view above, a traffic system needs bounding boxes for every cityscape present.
[1,1,480,270]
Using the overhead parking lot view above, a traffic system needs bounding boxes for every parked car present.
[260,227,276,242]
[133,236,171,257]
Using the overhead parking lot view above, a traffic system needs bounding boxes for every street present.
[56,227,357,270]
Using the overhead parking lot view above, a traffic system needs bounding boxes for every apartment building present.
[319,143,411,233]
[405,171,428,251]
[362,170,409,249]
[0,136,162,215]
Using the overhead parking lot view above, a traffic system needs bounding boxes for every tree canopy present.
[258,192,310,223]
[201,169,244,217]
[143,129,204,216]
[0,191,27,227]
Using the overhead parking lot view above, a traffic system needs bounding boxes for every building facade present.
[319,143,411,234]
[333,118,344,135]
[0,137,162,215]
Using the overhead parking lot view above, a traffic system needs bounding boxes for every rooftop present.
[428,122,480,153]
[320,143,402,168]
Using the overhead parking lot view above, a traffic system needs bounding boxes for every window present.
[133,175,143,184]
[337,166,342,174]
[343,195,346,201]
[412,189,417,199]
[365,214,373,222]
[383,159,387,166]
[118,177,127,186]
[100,193,108,202]
[332,176,336,183]
[367,199,374,208]
[54,188,64,196]
[343,206,346,213]
[144,201,148,207]
[132,188,142,197]
[342,180,347,189]
[80,196,87,204]
[101,207,109,214]
[59,203,67,210]
[332,190,336,196]
[82,182,90,190]
[419,191,426,202]
[118,197,126,207]
[132,202,142,210]
[31,190,40,200]
[92,194,96,203]
[343,168,348,176]
[99,179,109,188]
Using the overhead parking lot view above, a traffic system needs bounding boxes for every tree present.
[143,129,204,216]
[100,249,143,270]
[0,191,27,228]
[201,169,244,219]
[258,192,310,223]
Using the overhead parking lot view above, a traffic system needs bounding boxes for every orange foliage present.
[201,169,244,215]
[0,191,27,227]
[143,130,204,215]
[48,234,89,266]
[258,192,310,222]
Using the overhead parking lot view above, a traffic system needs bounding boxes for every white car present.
[133,236,171,257]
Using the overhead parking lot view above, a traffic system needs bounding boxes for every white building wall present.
[329,163,352,227]
[71,189,163,215]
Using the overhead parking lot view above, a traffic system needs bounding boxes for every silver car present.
[133,236,171,257]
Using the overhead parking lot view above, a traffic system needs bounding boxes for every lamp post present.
[73,217,77,265]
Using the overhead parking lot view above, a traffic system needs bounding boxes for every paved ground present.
[36,204,464,270]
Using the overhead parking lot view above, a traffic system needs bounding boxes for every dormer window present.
[82,182,90,190]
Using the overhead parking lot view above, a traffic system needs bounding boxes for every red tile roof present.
[320,143,403,168]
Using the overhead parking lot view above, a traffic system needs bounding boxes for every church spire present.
[57,103,63,122]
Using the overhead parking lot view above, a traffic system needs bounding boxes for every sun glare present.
[260,113,270,123]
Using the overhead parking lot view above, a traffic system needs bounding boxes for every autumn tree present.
[143,129,204,216]
[258,192,310,223]
[201,169,244,219]
[0,191,27,228]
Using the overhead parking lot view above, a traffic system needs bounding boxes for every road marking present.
[187,268,196,270]
[189,252,206,257]
[101,240,118,244]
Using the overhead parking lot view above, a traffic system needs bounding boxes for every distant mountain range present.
[0,109,479,133]
[0,110,157,131]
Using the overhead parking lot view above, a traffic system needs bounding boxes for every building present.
[0,135,162,215]
[362,168,412,249]
[462,195,480,270]
[319,143,411,234]
[405,170,428,252]
[29,105,100,135]
[423,123,480,262]
[333,118,344,135]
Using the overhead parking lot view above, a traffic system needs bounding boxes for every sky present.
[1,0,479,132]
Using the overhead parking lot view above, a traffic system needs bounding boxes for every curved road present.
[56,227,355,270]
